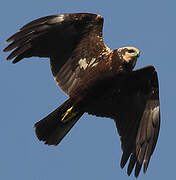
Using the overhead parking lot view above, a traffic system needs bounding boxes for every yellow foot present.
[61,106,75,123]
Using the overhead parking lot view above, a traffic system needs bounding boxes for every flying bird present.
[3,13,160,177]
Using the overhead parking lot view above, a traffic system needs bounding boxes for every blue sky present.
[1,0,175,179]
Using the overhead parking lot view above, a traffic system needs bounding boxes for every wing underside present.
[85,66,160,177]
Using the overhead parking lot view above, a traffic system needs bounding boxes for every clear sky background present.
[0,0,175,179]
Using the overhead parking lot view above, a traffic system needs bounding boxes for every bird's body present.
[3,13,160,177]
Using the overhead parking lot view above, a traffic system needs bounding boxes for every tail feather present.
[34,99,83,145]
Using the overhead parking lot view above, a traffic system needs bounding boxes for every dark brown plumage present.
[3,13,160,178]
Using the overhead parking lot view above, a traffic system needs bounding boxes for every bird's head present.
[117,46,140,70]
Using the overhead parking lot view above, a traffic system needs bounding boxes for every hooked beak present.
[134,51,140,58]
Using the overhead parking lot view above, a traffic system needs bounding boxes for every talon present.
[61,106,73,122]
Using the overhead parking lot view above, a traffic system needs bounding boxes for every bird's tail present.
[34,98,83,145]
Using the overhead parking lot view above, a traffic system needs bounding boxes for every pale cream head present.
[117,46,140,69]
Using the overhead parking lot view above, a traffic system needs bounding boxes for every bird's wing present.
[87,66,160,177]
[4,13,107,95]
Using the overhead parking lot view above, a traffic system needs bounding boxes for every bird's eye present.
[128,49,135,53]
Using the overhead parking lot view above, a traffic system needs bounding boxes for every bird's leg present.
[61,106,78,123]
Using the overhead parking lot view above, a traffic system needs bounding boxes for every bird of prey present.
[3,13,160,177]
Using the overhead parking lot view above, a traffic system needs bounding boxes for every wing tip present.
[3,47,8,52]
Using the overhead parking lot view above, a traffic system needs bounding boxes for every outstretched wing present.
[86,66,160,177]
[4,13,107,95]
